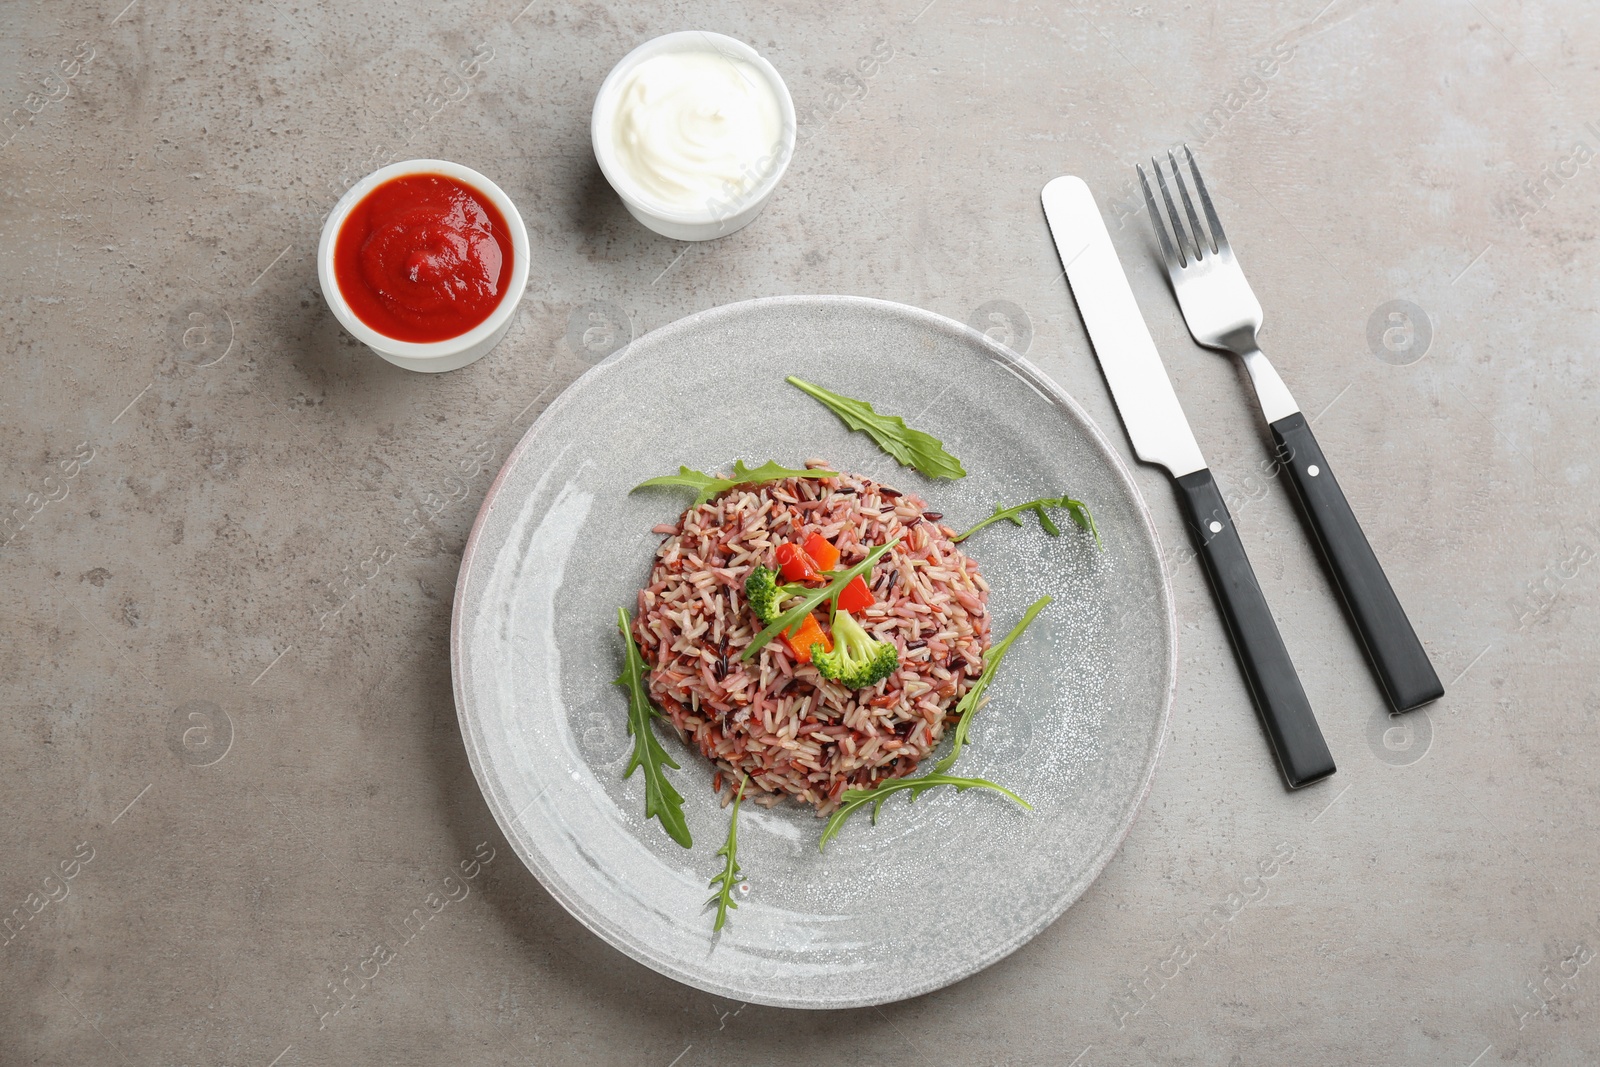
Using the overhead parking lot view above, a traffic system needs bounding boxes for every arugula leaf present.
[705,776,747,932]
[633,459,837,510]
[954,497,1100,548]
[615,607,693,848]
[819,773,1032,851]
[740,539,900,661]
[786,377,966,480]
[933,596,1052,775]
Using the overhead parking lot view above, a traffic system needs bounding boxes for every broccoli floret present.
[811,611,899,689]
[744,566,810,624]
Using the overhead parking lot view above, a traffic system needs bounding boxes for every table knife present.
[1041,175,1335,789]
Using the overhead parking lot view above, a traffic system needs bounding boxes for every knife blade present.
[1041,175,1335,789]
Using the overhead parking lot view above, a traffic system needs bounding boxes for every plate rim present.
[451,293,1177,1009]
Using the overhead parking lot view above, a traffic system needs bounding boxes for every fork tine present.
[1149,155,1194,266]
[1182,144,1228,253]
[1136,163,1183,272]
[1168,149,1211,258]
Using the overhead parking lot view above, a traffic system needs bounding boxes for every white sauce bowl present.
[592,32,797,242]
[317,159,530,373]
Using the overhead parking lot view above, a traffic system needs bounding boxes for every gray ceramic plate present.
[451,295,1174,1009]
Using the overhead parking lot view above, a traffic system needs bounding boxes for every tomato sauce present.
[332,173,513,343]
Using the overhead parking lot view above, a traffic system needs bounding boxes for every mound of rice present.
[632,462,992,813]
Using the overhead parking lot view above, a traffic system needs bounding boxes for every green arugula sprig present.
[633,460,837,510]
[934,596,1052,774]
[786,377,966,480]
[615,608,692,848]
[819,774,1032,851]
[954,497,1100,548]
[706,776,747,932]
[740,539,900,662]
[816,597,1051,849]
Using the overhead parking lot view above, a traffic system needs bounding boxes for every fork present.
[1138,146,1443,713]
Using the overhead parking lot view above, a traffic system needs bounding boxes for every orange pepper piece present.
[782,613,832,663]
[802,532,841,572]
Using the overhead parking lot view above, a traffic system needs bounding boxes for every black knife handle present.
[1175,469,1336,788]
[1268,413,1443,712]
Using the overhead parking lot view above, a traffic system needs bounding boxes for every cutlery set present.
[1042,148,1441,789]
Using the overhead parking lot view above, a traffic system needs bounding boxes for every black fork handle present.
[1269,412,1443,712]
[1175,468,1336,789]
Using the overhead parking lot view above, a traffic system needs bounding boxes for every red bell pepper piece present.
[782,613,832,663]
[775,542,819,583]
[802,532,841,573]
[835,574,874,614]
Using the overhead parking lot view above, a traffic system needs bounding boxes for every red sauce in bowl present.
[332,173,514,343]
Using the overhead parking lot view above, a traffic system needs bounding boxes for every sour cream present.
[609,49,784,213]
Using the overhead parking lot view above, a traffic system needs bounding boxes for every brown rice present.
[632,462,992,813]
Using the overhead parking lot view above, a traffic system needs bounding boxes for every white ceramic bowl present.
[591,32,797,242]
[317,159,530,373]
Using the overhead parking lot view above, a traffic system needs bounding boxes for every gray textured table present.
[3,1,1596,1064]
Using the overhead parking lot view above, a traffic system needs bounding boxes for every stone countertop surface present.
[2,1,1596,1064]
